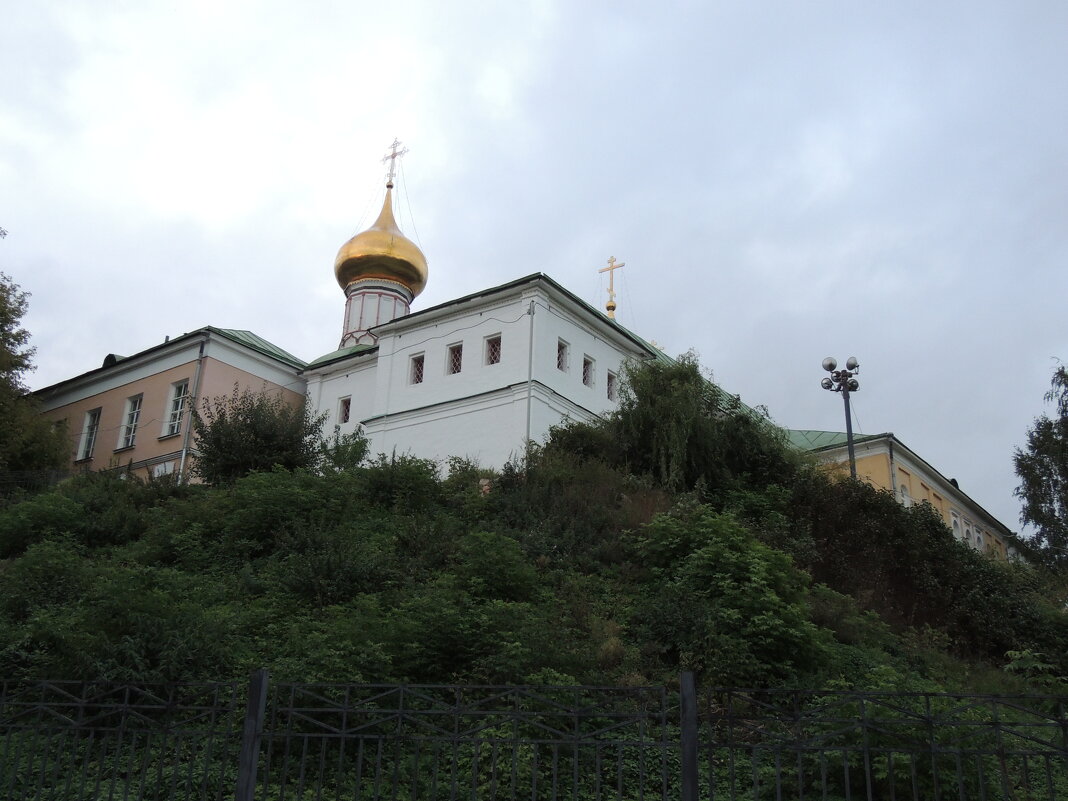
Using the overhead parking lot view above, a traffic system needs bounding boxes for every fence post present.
[235,668,269,801]
[680,672,698,801]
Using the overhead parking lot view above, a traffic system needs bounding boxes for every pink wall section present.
[40,357,305,477]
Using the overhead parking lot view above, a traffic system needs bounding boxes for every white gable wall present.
[305,276,652,469]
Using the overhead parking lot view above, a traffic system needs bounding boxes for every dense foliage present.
[0,354,1065,695]
[0,272,67,474]
[1015,364,1068,567]
[191,385,328,484]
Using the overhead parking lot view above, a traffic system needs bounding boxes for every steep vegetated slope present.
[1,355,1065,693]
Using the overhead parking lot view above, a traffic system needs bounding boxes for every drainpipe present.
[887,434,897,496]
[177,336,207,481]
[524,299,535,449]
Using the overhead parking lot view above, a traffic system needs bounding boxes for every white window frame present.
[446,342,463,375]
[118,395,142,449]
[582,355,595,388]
[163,380,189,437]
[557,339,569,371]
[338,396,352,424]
[485,334,502,366]
[410,353,425,384]
[78,408,101,461]
[607,371,618,402]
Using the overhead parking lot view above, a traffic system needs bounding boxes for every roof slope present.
[210,328,307,368]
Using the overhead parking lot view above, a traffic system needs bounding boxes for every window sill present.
[74,457,93,465]
[113,445,136,454]
[158,432,181,442]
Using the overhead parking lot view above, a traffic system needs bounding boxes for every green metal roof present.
[787,429,887,452]
[210,328,307,368]
[305,343,378,370]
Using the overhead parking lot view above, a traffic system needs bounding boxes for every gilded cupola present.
[333,183,428,298]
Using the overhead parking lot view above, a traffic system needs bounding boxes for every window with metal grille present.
[164,380,189,436]
[79,408,101,460]
[607,371,618,401]
[485,335,501,365]
[410,354,425,384]
[447,343,463,375]
[582,356,594,387]
[119,395,142,449]
[557,340,569,371]
[338,397,351,423]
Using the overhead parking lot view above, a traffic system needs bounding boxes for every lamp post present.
[821,356,860,479]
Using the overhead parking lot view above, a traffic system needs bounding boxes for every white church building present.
[304,166,659,467]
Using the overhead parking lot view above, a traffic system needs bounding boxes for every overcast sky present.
[3,1,1066,533]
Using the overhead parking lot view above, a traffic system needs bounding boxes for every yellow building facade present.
[789,430,1019,560]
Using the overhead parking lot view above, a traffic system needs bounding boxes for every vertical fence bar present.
[680,672,698,801]
[235,668,269,801]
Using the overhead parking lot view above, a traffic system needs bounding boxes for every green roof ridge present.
[211,328,307,368]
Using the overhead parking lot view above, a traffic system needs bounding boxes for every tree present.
[609,352,796,494]
[1015,365,1068,566]
[0,272,67,475]
[191,385,327,484]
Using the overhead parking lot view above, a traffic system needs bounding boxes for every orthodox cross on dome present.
[598,256,624,319]
[381,138,409,188]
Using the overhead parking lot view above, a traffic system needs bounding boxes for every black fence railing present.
[1,672,1066,801]
[697,686,1068,801]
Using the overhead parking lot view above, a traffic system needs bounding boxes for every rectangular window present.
[485,335,502,365]
[118,395,142,449]
[78,408,101,460]
[152,461,175,478]
[447,343,463,375]
[410,353,425,384]
[582,356,595,387]
[606,371,618,401]
[164,380,189,436]
[557,340,569,371]
[338,396,351,424]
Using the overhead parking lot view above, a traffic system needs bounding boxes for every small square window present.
[557,340,569,371]
[338,397,351,424]
[606,371,618,402]
[410,354,425,384]
[485,335,502,365]
[447,343,463,375]
[582,356,594,387]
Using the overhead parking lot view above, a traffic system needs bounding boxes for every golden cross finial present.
[598,256,624,318]
[381,138,409,188]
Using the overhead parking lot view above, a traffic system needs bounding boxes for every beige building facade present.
[790,430,1019,560]
[35,328,306,480]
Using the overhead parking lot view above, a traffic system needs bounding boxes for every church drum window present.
[447,343,463,375]
[410,354,425,384]
[485,335,502,365]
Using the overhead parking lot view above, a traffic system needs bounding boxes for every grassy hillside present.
[2,356,1065,693]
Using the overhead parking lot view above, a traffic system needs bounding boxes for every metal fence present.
[1,672,1066,800]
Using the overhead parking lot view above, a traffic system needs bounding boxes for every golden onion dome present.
[334,186,428,297]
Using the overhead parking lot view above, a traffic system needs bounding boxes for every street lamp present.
[821,356,860,479]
